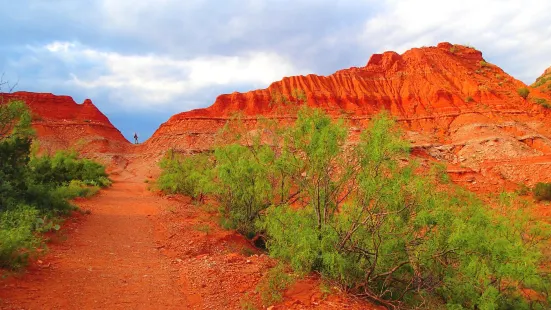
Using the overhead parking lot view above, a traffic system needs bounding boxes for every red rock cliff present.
[532,66,551,95]
[146,43,551,191]
[0,91,130,155]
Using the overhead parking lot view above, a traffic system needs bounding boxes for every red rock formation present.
[3,43,551,192]
[532,66,551,95]
[146,42,551,191]
[0,92,130,156]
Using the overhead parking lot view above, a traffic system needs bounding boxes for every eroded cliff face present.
[145,42,551,191]
[0,92,130,156]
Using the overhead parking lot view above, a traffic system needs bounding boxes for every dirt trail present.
[0,171,190,309]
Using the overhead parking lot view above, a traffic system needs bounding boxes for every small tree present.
[518,87,530,99]
[534,182,551,201]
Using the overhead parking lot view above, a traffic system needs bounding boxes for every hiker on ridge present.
[133,132,139,144]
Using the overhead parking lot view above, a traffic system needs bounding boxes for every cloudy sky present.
[1,0,550,141]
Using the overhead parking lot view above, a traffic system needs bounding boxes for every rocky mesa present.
[0,91,130,157]
[145,42,551,191]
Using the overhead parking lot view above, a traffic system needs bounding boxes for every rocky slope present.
[532,66,551,95]
[145,42,551,191]
[0,92,130,158]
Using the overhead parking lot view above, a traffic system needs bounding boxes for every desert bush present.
[157,151,213,200]
[55,180,100,199]
[261,113,551,308]
[256,263,294,307]
[213,143,275,235]
[0,205,41,268]
[534,182,551,201]
[28,150,109,187]
[533,98,551,109]
[518,87,530,99]
[532,75,551,88]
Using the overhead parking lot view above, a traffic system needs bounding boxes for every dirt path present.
[0,172,190,309]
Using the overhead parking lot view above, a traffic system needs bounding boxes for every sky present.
[1,0,551,142]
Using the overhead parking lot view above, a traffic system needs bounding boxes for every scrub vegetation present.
[159,104,551,309]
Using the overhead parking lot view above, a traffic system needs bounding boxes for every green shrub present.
[239,293,257,310]
[157,151,213,200]
[0,205,41,269]
[28,151,109,187]
[214,143,274,235]
[534,182,551,201]
[532,75,551,88]
[430,162,451,184]
[517,87,530,99]
[533,98,551,109]
[516,183,531,196]
[55,180,100,199]
[256,263,294,307]
[465,96,474,103]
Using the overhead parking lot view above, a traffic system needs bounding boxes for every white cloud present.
[39,41,306,110]
[45,41,75,53]
[359,0,551,83]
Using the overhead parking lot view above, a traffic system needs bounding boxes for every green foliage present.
[262,112,549,308]
[533,182,551,201]
[239,293,258,310]
[430,162,451,184]
[291,88,307,103]
[256,263,294,307]
[157,150,214,199]
[55,180,100,199]
[214,143,274,235]
[533,98,551,109]
[158,103,551,308]
[0,99,109,269]
[268,89,307,114]
[0,100,34,140]
[28,151,109,187]
[464,96,474,103]
[479,60,489,67]
[516,183,531,196]
[0,205,41,268]
[517,87,530,99]
[532,74,551,88]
